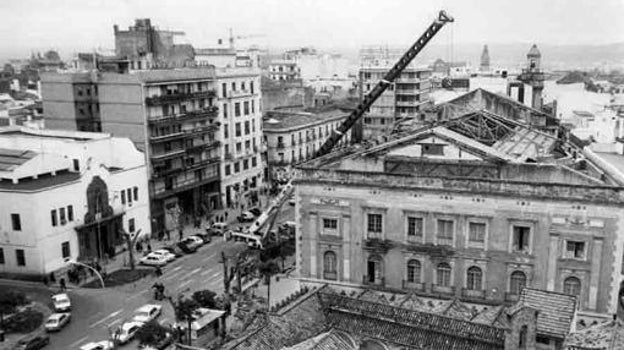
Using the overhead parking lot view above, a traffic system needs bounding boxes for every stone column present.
[342,215,351,282]
[589,237,604,310]
[546,233,559,291]
[310,213,318,278]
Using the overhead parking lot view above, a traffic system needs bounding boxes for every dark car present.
[13,334,50,350]
[249,207,262,217]
[162,245,184,257]
[176,241,198,254]
[138,331,174,350]
[194,231,212,244]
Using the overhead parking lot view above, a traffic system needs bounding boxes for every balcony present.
[228,89,253,98]
[153,166,184,178]
[395,76,425,84]
[145,90,217,106]
[186,157,220,171]
[150,149,186,161]
[152,172,220,200]
[323,271,337,281]
[395,88,421,95]
[186,105,219,117]
[150,131,185,142]
[461,288,486,300]
[362,275,385,287]
[431,284,455,296]
[276,142,286,149]
[402,280,426,292]
[186,140,220,152]
[224,152,234,160]
[436,237,453,247]
[396,100,425,107]
[148,106,218,125]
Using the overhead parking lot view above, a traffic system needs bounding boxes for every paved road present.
[2,203,295,350]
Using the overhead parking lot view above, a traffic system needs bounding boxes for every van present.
[206,222,228,236]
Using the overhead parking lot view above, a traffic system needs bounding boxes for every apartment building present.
[268,60,301,81]
[294,99,624,328]
[216,68,264,208]
[41,69,220,233]
[0,127,149,275]
[359,47,433,139]
[263,107,350,184]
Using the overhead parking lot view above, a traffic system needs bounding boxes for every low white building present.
[0,127,149,276]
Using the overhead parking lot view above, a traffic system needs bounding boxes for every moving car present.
[162,245,184,257]
[237,211,255,222]
[139,254,168,267]
[181,236,203,249]
[51,293,71,312]
[79,341,113,350]
[116,321,144,344]
[176,240,198,254]
[193,231,212,244]
[132,304,162,323]
[44,313,71,332]
[206,222,228,236]
[13,334,50,350]
[149,249,176,263]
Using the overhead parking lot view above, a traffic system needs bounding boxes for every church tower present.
[480,45,490,72]
[518,44,545,110]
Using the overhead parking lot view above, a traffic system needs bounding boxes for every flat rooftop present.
[263,108,347,131]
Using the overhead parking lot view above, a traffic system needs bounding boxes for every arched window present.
[323,251,337,275]
[563,277,581,296]
[406,260,421,283]
[436,263,452,287]
[466,266,483,290]
[510,271,527,295]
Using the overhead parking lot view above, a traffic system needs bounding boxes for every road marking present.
[127,289,150,301]
[188,267,202,275]
[171,266,183,273]
[201,267,218,276]
[89,309,122,328]
[179,279,193,288]
[69,336,89,348]
[108,318,123,327]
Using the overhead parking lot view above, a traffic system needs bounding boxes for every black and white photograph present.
[0,0,623,349]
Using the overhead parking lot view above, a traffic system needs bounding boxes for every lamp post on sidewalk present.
[67,260,105,288]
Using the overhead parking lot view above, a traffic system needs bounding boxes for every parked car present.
[176,240,198,254]
[51,293,71,312]
[13,334,49,350]
[44,313,71,332]
[138,331,174,350]
[248,207,262,217]
[79,341,113,350]
[132,304,162,323]
[237,211,255,222]
[181,236,203,249]
[162,245,184,257]
[206,222,228,236]
[193,231,212,244]
[116,321,144,344]
[149,249,176,263]
[139,254,168,267]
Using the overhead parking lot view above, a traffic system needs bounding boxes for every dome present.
[527,44,541,58]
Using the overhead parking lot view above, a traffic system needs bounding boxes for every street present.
[1,203,295,350]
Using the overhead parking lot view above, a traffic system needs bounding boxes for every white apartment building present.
[216,68,264,208]
[268,60,301,81]
[0,127,149,276]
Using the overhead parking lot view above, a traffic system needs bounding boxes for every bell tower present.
[480,44,490,72]
[518,44,545,110]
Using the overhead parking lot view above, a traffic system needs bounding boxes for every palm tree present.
[258,261,280,310]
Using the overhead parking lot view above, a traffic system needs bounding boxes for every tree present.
[168,295,199,345]
[221,243,256,295]
[135,320,170,347]
[192,290,217,309]
[0,290,28,328]
[120,228,142,271]
[258,261,280,310]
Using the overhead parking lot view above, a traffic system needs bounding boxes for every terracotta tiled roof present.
[471,305,510,329]
[284,330,357,350]
[320,292,505,350]
[516,288,577,339]
[564,320,624,350]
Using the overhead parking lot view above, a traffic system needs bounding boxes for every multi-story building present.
[0,127,149,275]
[294,100,624,327]
[268,60,301,81]
[359,47,433,140]
[216,68,264,208]
[263,107,350,184]
[41,69,221,232]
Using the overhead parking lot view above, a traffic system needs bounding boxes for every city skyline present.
[2,0,623,60]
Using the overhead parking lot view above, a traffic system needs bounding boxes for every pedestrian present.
[225,211,229,221]
[155,266,163,277]
[59,278,66,291]
[42,275,48,287]
[49,272,56,283]
[147,242,152,252]
[178,229,183,241]
[166,230,171,240]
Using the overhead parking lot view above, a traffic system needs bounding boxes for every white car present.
[80,340,113,350]
[44,312,71,332]
[51,293,71,312]
[140,253,168,267]
[116,321,144,344]
[150,249,176,263]
[132,304,162,323]
[186,235,205,246]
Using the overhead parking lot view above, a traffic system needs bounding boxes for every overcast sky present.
[2,0,623,57]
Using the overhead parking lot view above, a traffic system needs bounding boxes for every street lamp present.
[66,259,105,289]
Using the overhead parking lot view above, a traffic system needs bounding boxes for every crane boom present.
[315,10,454,158]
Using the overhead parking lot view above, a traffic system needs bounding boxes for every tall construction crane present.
[247,10,454,242]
